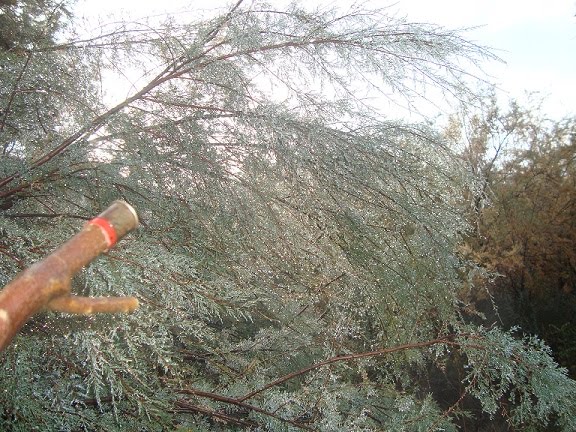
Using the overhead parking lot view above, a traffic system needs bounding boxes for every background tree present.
[454,98,576,377]
[1,1,575,430]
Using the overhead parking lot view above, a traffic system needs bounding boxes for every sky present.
[76,0,576,119]
[397,0,576,118]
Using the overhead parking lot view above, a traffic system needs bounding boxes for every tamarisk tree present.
[1,0,575,430]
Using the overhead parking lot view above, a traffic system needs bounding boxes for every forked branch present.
[0,200,139,352]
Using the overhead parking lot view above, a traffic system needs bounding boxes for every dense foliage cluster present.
[1,1,575,430]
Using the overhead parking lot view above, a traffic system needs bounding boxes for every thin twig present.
[1,212,90,220]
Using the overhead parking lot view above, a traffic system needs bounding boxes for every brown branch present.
[179,388,316,431]
[239,337,462,402]
[0,201,139,352]
[180,336,485,428]
[140,96,244,114]
[32,29,168,53]
[173,399,257,428]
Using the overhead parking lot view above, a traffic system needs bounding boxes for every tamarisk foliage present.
[1,0,574,430]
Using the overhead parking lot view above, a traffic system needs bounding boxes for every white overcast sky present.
[76,0,576,119]
[399,0,576,118]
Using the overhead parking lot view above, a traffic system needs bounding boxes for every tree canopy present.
[1,1,575,430]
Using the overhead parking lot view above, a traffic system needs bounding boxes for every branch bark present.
[239,336,463,402]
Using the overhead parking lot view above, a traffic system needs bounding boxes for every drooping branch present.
[0,4,492,199]
[173,399,257,428]
[239,336,473,402]
[177,336,485,428]
[0,51,32,146]
[178,388,316,431]
[0,58,176,193]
